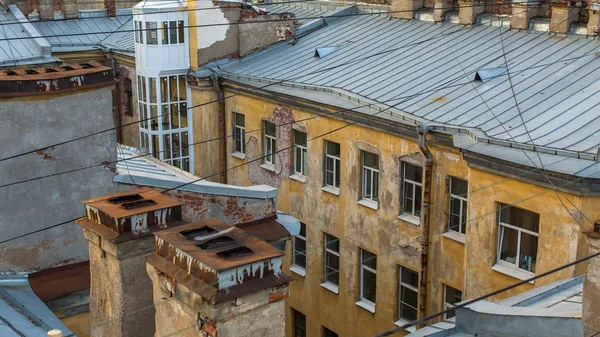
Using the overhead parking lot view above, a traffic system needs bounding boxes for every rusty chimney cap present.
[81,187,182,218]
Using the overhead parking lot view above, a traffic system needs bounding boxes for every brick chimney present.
[458,0,484,25]
[147,219,293,337]
[550,2,580,34]
[391,0,423,20]
[511,2,540,30]
[583,220,600,337]
[27,0,40,20]
[588,2,600,36]
[105,0,116,17]
[76,188,185,337]
[52,0,64,19]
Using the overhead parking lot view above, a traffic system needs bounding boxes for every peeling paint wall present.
[0,88,126,273]
[163,188,275,225]
[185,90,600,337]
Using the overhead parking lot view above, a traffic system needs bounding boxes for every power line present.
[0,1,546,42]
[373,250,600,336]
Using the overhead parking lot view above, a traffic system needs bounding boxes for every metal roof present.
[30,11,132,53]
[265,2,338,26]
[115,145,278,199]
[0,276,73,337]
[221,11,600,168]
[100,17,134,55]
[0,6,58,67]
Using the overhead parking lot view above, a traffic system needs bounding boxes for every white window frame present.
[264,122,276,166]
[397,266,418,323]
[361,152,379,202]
[448,177,468,235]
[496,205,539,273]
[323,234,339,288]
[294,131,307,176]
[292,223,307,274]
[325,141,340,189]
[402,163,423,217]
[359,249,377,306]
[443,285,462,319]
[233,113,245,155]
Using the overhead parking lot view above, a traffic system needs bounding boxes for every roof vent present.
[180,226,217,240]
[120,199,157,210]
[198,236,236,250]
[108,194,143,204]
[217,246,254,259]
[314,46,338,58]
[474,66,507,82]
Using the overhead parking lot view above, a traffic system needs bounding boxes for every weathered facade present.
[0,63,124,273]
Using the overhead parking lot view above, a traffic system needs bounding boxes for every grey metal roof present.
[0,6,58,67]
[115,145,278,199]
[0,276,73,337]
[221,12,600,167]
[101,17,134,54]
[31,11,132,53]
[265,2,337,26]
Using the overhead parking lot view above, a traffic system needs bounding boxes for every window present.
[359,249,377,305]
[402,163,422,217]
[264,122,276,165]
[398,267,418,322]
[443,285,462,319]
[448,177,468,234]
[294,131,307,176]
[325,141,340,189]
[292,223,307,271]
[124,78,133,116]
[159,20,184,45]
[497,205,539,273]
[233,113,245,154]
[362,151,379,202]
[323,234,339,287]
[134,21,144,44]
[293,309,306,337]
[323,327,338,337]
[145,22,158,45]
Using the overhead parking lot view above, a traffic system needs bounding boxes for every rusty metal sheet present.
[155,219,284,273]
[28,261,90,302]
[236,216,291,242]
[82,187,183,219]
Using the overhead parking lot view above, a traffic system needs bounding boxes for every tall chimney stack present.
[147,219,293,337]
[583,220,600,337]
[76,187,185,337]
[105,0,116,17]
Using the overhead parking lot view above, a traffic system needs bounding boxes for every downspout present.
[106,50,123,144]
[211,72,227,184]
[417,125,433,328]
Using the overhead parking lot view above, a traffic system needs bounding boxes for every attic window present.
[474,66,507,82]
[198,236,236,250]
[180,226,217,240]
[120,199,157,209]
[108,194,143,204]
[217,246,254,259]
[314,46,338,58]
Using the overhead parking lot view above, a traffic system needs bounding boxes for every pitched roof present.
[220,9,600,176]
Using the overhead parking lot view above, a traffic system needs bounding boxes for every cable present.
[374,250,600,336]
[0,1,546,42]
[0,218,80,244]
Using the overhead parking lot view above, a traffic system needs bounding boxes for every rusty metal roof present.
[81,187,182,219]
[155,219,284,272]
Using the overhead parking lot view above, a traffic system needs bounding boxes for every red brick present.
[268,289,289,303]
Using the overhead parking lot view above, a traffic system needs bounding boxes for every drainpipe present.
[211,72,227,184]
[417,125,433,327]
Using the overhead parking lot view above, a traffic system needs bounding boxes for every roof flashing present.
[314,46,339,58]
[474,66,507,82]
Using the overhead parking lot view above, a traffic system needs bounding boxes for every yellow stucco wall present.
[189,87,595,336]
[190,87,222,181]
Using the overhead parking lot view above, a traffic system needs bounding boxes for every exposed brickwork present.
[105,0,116,17]
[268,288,289,303]
[164,189,276,225]
[52,0,64,13]
[27,0,40,16]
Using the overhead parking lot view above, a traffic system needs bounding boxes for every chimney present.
[52,0,64,19]
[511,2,540,30]
[550,1,580,34]
[147,219,294,337]
[391,0,424,20]
[433,0,451,22]
[76,188,185,337]
[104,0,116,17]
[27,0,40,21]
[583,220,600,337]
[588,2,600,36]
[458,0,484,25]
